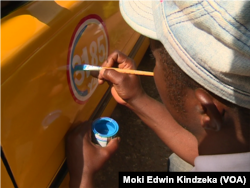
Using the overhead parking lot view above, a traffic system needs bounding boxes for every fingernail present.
[117,137,121,142]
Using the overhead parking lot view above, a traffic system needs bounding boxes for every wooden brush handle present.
[103,67,154,76]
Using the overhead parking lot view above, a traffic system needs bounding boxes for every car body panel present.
[1,159,14,188]
[1,1,149,187]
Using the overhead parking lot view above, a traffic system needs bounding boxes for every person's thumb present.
[101,137,120,158]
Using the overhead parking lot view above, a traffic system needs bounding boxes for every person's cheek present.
[153,64,167,103]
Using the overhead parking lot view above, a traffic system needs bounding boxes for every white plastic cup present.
[92,117,119,147]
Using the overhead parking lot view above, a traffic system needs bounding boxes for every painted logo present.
[67,15,109,104]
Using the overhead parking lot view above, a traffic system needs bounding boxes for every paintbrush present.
[74,65,154,76]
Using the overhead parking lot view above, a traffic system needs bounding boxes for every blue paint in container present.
[92,117,119,146]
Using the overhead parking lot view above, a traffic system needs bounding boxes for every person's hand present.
[66,121,120,188]
[98,50,145,106]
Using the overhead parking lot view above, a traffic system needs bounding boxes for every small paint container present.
[92,117,119,147]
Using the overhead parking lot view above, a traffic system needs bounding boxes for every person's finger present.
[99,68,128,85]
[106,51,136,69]
[98,52,136,86]
[90,70,99,79]
[98,79,104,85]
[101,137,120,158]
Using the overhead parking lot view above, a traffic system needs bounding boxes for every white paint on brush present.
[83,64,102,71]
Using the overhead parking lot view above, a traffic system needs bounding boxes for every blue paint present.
[92,117,119,137]
[74,65,84,71]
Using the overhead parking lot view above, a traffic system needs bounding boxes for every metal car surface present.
[1,1,149,187]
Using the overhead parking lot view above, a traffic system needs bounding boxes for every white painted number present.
[81,47,90,78]
[90,41,98,66]
[73,55,85,86]
[97,35,105,62]
[73,34,106,88]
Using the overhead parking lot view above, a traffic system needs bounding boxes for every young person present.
[66,1,250,187]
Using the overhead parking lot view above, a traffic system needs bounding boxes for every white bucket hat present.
[120,0,250,109]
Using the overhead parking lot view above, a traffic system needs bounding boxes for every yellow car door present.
[1,1,149,187]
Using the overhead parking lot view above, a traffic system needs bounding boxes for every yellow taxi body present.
[1,1,149,187]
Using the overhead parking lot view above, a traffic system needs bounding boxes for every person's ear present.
[195,88,225,131]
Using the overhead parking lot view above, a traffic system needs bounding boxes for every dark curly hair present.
[152,40,250,127]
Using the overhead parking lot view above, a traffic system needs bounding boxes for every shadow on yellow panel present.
[59,173,70,188]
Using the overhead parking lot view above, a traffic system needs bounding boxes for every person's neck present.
[198,117,249,155]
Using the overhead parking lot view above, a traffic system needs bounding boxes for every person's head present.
[120,0,250,154]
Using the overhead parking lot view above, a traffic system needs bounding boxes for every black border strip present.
[1,1,30,18]
[1,147,18,188]
[49,35,146,188]
[49,160,68,188]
